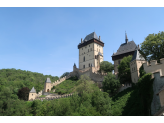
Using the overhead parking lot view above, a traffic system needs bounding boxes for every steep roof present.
[131,49,145,62]
[83,32,101,42]
[112,41,137,56]
[30,87,36,93]
[45,78,51,83]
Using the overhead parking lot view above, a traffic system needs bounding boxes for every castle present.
[28,31,164,115]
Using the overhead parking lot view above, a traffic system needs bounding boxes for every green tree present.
[140,31,164,63]
[17,87,30,101]
[99,61,114,73]
[60,72,70,78]
[102,72,120,96]
[118,55,132,84]
[139,64,146,78]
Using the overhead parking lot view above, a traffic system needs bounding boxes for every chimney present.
[138,45,140,49]
[125,32,128,44]
[99,36,101,41]
[81,38,83,43]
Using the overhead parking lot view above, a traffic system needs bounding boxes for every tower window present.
[83,56,85,62]
[83,65,85,68]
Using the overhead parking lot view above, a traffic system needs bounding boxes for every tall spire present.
[125,31,128,44]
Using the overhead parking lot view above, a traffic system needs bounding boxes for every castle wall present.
[159,90,164,107]
[79,43,94,69]
[114,58,122,75]
[28,92,36,101]
[151,72,164,115]
[143,58,164,78]
[44,82,51,92]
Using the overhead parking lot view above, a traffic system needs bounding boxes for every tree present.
[118,55,132,84]
[139,64,146,78]
[99,61,114,73]
[140,31,164,63]
[102,72,120,96]
[60,72,70,78]
[17,87,30,101]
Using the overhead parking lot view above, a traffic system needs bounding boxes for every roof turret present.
[45,78,51,83]
[30,87,36,93]
[83,32,101,42]
[131,49,145,62]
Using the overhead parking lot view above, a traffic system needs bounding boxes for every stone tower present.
[44,78,51,92]
[28,86,36,101]
[130,48,146,83]
[78,32,104,70]
[112,32,137,75]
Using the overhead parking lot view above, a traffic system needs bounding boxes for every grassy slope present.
[55,76,79,95]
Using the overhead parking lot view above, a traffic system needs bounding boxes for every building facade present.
[78,32,104,70]
[111,33,138,75]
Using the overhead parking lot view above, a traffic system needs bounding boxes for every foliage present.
[112,73,154,116]
[17,87,30,101]
[60,72,70,78]
[55,76,79,95]
[39,95,46,98]
[140,31,164,63]
[139,64,146,78]
[118,55,132,84]
[102,72,120,96]
[99,61,114,73]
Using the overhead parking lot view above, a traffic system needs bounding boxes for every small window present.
[32,94,33,96]
[85,47,87,49]
[89,63,90,67]
[91,48,92,51]
[88,49,89,52]
[95,55,97,59]
[83,65,85,68]
[84,52,85,54]
[89,45,90,47]
[83,56,85,62]
[82,48,83,50]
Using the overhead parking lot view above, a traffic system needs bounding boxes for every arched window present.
[83,56,85,62]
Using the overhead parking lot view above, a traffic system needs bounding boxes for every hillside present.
[0,68,59,93]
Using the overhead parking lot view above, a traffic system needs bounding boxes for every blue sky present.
[0,7,164,77]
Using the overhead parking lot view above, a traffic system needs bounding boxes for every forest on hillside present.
[0,68,155,116]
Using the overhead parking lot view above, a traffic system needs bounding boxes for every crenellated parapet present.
[51,74,71,88]
[118,83,132,92]
[29,93,78,101]
[143,58,164,78]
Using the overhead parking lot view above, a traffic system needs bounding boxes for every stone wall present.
[118,83,132,92]
[151,72,164,115]
[29,93,78,101]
